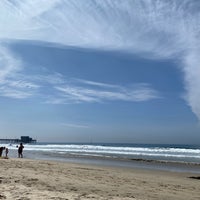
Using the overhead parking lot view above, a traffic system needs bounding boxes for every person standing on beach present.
[0,147,5,157]
[18,143,24,158]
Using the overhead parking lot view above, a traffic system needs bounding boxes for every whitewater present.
[2,143,200,164]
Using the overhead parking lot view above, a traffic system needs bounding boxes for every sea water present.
[0,143,200,164]
[1,143,200,173]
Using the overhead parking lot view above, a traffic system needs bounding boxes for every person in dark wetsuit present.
[18,143,24,158]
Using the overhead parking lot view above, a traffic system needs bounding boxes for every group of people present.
[0,143,24,158]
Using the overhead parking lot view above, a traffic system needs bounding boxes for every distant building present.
[20,136,36,143]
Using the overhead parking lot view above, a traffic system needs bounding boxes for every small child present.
[5,148,9,158]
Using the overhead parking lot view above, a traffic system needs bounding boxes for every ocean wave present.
[2,143,200,162]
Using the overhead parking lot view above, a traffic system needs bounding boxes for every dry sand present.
[0,158,200,200]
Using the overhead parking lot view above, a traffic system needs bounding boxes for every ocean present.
[2,143,200,173]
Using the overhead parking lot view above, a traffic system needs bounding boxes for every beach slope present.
[0,158,200,199]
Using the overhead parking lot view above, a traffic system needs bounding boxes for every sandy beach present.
[0,158,200,200]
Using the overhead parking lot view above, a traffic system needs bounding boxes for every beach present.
[0,158,200,200]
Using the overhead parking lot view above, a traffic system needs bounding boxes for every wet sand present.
[0,158,200,199]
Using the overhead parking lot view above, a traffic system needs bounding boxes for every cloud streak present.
[1,0,198,56]
[0,0,200,119]
[60,123,90,129]
[0,49,160,103]
[54,82,160,104]
[0,46,38,99]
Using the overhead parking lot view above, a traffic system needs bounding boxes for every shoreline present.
[4,148,200,174]
[0,158,200,199]
[25,151,200,174]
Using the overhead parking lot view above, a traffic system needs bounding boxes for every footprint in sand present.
[0,194,6,199]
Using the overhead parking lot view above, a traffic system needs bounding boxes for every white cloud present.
[0,0,198,55]
[0,46,21,81]
[74,79,120,89]
[0,86,33,99]
[0,0,200,119]
[183,50,200,120]
[0,51,159,104]
[6,80,39,89]
[60,123,90,129]
[0,45,39,99]
[54,82,160,103]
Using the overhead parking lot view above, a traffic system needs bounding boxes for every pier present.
[0,136,36,144]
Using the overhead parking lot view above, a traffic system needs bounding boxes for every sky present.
[0,0,200,144]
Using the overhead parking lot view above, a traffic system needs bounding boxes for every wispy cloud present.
[0,46,39,99]
[1,0,198,55]
[0,46,21,80]
[0,0,200,119]
[183,51,200,120]
[60,123,90,129]
[54,82,160,104]
[0,86,33,99]
[0,52,160,104]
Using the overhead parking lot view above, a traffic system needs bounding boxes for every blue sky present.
[0,0,200,143]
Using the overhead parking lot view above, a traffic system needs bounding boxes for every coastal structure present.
[20,136,36,143]
[0,136,36,144]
